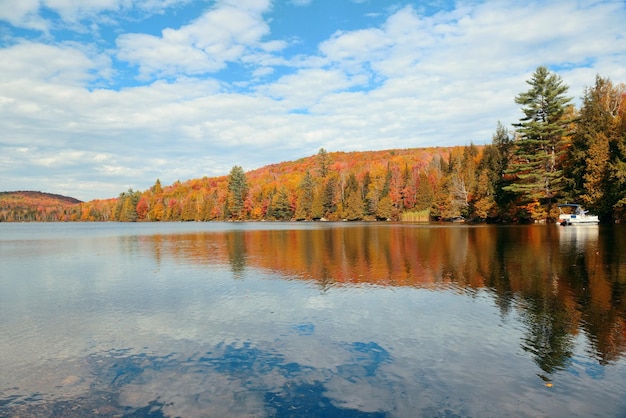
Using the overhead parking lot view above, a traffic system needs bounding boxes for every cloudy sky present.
[1,0,625,201]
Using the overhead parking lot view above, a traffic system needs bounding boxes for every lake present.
[1,222,625,417]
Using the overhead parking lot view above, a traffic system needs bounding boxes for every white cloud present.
[0,41,110,86]
[117,1,272,79]
[0,0,49,31]
[257,68,366,108]
[135,0,195,12]
[0,0,194,29]
[43,0,123,22]
[0,0,625,200]
[319,28,391,77]
[31,150,106,168]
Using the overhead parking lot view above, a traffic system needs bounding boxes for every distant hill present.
[0,191,82,222]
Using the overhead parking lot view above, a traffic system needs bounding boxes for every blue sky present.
[1,0,625,201]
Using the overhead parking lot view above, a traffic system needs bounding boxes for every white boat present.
[557,204,599,225]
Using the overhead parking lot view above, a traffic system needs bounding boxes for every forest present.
[2,67,625,224]
[0,191,82,222]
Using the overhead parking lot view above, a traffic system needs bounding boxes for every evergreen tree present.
[381,163,392,197]
[115,189,141,222]
[344,173,359,198]
[491,122,515,203]
[414,172,434,211]
[376,196,392,220]
[271,187,293,220]
[322,176,337,217]
[316,148,330,178]
[340,173,363,220]
[475,122,515,220]
[342,188,364,220]
[567,76,626,221]
[151,179,163,194]
[400,164,417,209]
[361,171,372,216]
[311,189,324,220]
[582,132,611,213]
[227,166,248,220]
[295,171,315,220]
[505,66,573,219]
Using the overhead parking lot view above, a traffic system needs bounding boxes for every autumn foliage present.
[80,147,468,223]
[0,191,82,222]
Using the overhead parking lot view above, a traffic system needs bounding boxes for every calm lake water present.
[1,222,625,417]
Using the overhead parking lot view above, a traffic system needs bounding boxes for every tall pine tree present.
[505,66,572,220]
[227,166,248,220]
[295,171,315,220]
[271,187,293,220]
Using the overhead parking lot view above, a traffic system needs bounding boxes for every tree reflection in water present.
[147,223,626,376]
[518,294,575,378]
[2,223,625,416]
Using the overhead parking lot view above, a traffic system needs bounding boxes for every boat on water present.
[557,204,599,226]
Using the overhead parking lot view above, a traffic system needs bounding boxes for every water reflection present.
[1,223,625,417]
[5,339,394,417]
[141,224,626,374]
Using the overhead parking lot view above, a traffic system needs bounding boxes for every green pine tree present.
[504,66,573,219]
[342,188,364,220]
[316,148,330,178]
[567,76,626,221]
[414,172,434,211]
[474,122,515,220]
[295,171,315,220]
[322,176,337,217]
[271,187,293,220]
[227,166,248,220]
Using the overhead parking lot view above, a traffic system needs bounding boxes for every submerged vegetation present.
[2,67,625,223]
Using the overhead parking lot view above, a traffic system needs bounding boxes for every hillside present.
[2,147,464,222]
[0,191,82,222]
[76,146,474,222]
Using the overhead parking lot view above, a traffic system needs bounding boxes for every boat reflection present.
[557,223,599,252]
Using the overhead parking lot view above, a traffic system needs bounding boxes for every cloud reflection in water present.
[1,223,626,417]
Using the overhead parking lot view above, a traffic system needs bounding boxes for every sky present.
[0,0,625,201]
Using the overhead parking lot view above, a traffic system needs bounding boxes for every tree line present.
[3,67,625,223]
